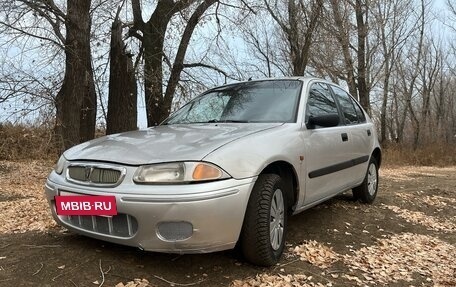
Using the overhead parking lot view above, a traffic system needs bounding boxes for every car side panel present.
[348,122,376,182]
[302,125,363,204]
[202,124,306,204]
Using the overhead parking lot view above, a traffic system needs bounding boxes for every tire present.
[240,174,287,266]
[353,157,379,204]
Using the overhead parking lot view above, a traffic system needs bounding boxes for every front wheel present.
[353,157,379,204]
[240,174,288,266]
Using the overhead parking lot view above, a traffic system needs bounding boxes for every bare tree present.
[373,0,415,143]
[0,1,65,122]
[393,0,427,147]
[317,0,358,97]
[54,1,96,150]
[0,0,97,151]
[323,0,374,112]
[354,0,369,112]
[106,5,137,135]
[263,0,323,76]
[129,0,219,126]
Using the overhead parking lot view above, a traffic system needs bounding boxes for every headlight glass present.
[54,155,66,174]
[133,162,230,184]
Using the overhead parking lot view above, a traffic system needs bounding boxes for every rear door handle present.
[367,129,371,136]
[341,133,348,142]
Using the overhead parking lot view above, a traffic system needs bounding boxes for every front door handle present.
[341,133,348,142]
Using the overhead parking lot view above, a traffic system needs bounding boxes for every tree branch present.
[131,0,144,31]
[20,0,65,44]
[218,0,258,14]
[171,0,196,14]
[0,20,63,49]
[183,62,236,80]
[264,0,289,34]
[42,0,66,19]
[163,0,218,105]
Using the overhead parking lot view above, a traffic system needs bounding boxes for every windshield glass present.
[163,80,302,124]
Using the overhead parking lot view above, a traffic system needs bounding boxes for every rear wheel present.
[240,174,287,266]
[353,157,379,203]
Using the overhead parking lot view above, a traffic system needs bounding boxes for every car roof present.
[207,77,339,91]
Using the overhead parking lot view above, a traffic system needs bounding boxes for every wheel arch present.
[371,148,382,168]
[260,161,299,213]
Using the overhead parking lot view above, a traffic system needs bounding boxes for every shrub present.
[383,143,456,167]
[1,123,454,166]
[0,123,57,160]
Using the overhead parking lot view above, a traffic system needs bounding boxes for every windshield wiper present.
[207,119,250,123]
[223,120,250,123]
[167,119,251,124]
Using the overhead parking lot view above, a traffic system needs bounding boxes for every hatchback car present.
[45,77,381,266]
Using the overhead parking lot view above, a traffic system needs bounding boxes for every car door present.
[302,82,355,205]
[330,85,373,186]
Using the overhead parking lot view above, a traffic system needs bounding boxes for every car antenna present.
[248,77,252,81]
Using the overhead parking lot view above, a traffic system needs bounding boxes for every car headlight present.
[133,162,230,184]
[54,155,66,174]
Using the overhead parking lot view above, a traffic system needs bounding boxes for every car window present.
[170,94,229,124]
[331,86,359,125]
[352,100,366,123]
[164,80,302,124]
[305,82,339,124]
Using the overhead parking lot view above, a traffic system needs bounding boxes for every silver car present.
[45,77,381,266]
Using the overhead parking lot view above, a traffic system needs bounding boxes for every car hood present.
[64,123,283,165]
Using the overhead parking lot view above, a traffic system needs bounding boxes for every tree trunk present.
[380,36,391,144]
[143,1,174,126]
[355,0,369,113]
[141,0,218,126]
[380,69,389,144]
[54,0,94,152]
[79,59,97,142]
[130,0,218,126]
[330,0,358,98]
[162,0,218,114]
[266,0,323,76]
[106,16,138,135]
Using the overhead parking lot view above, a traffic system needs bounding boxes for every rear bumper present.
[45,172,256,253]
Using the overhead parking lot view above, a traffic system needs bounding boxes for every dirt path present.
[0,161,454,287]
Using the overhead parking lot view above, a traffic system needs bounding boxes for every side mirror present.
[306,114,340,129]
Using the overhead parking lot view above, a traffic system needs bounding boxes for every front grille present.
[67,165,124,186]
[61,213,138,238]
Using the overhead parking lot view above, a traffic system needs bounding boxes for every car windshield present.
[163,80,302,124]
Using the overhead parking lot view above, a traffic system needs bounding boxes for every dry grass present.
[383,143,456,167]
[0,123,107,161]
[380,165,456,181]
[1,123,455,166]
[0,123,57,160]
[0,160,57,233]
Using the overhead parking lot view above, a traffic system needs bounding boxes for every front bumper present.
[45,167,256,253]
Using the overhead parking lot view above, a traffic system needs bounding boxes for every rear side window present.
[306,83,339,123]
[353,100,366,123]
[331,86,359,125]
